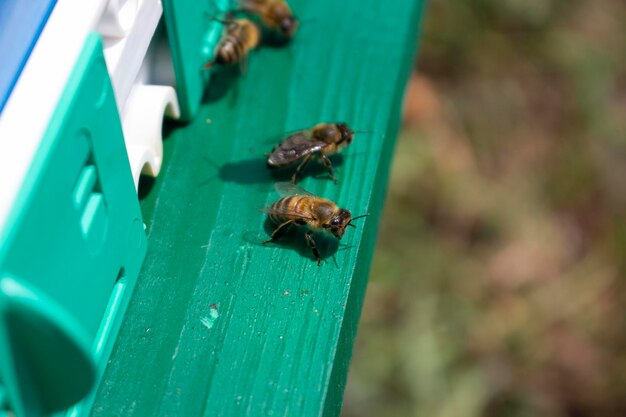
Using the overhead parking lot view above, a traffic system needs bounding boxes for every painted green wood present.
[91,0,424,416]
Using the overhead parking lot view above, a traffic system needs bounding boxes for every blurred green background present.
[343,1,626,416]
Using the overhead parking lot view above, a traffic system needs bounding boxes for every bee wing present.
[246,127,312,155]
[259,205,316,221]
[267,134,327,166]
[274,182,316,198]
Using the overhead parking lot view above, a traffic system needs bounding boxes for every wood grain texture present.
[91,0,424,416]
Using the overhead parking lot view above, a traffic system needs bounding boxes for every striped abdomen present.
[215,21,259,65]
[216,34,247,65]
[268,195,310,224]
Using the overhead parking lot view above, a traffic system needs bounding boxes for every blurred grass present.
[343,1,626,416]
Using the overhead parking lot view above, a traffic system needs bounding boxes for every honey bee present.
[203,18,261,69]
[267,122,359,184]
[262,182,369,266]
[238,0,298,38]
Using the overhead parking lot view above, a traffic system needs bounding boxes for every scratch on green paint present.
[201,305,220,330]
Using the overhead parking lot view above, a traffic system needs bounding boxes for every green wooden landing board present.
[91,0,424,416]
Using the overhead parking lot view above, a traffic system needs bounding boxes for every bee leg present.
[205,12,235,25]
[291,154,313,184]
[202,60,217,70]
[304,231,322,266]
[318,153,337,183]
[263,220,294,244]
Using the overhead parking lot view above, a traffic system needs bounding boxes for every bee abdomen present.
[267,135,321,168]
[269,196,307,224]
[267,146,282,168]
[216,35,245,65]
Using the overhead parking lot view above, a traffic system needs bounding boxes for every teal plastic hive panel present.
[0,34,147,417]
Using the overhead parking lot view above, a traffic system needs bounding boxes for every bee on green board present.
[203,18,261,70]
[262,183,368,266]
[266,122,362,184]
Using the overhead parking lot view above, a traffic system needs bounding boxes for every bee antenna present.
[351,213,370,221]
[204,11,234,24]
[347,213,370,228]
[202,61,216,70]
[351,129,373,134]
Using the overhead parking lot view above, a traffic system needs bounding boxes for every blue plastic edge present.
[0,0,58,113]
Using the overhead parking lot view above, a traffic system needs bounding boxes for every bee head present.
[325,210,370,239]
[325,209,353,239]
[279,16,298,37]
[336,123,354,147]
[271,3,298,37]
